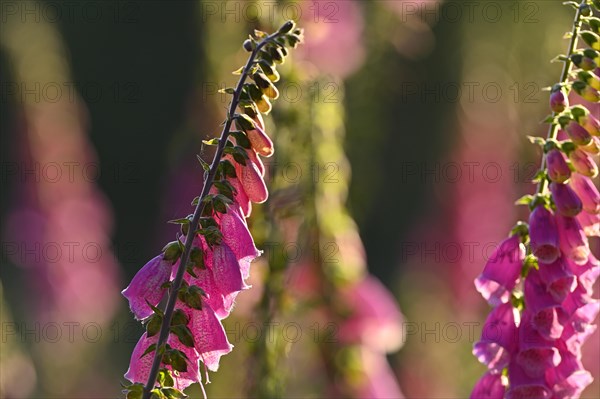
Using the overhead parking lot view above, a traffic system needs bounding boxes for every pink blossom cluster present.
[471,4,600,396]
[122,111,274,390]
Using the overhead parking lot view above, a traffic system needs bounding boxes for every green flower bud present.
[278,20,295,34]
[162,241,182,262]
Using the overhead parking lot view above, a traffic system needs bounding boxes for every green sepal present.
[161,387,188,399]
[230,131,252,149]
[157,368,175,388]
[146,314,163,337]
[170,325,195,348]
[145,300,164,318]
[170,309,189,326]
[202,138,220,146]
[190,246,206,269]
[140,343,157,359]
[515,194,534,206]
[197,155,210,172]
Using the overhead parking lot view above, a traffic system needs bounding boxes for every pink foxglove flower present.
[121,23,303,398]
[565,120,592,146]
[515,311,561,378]
[505,361,552,399]
[470,372,506,399]
[569,173,600,214]
[474,235,526,306]
[473,7,599,397]
[246,113,274,157]
[473,302,520,372]
[568,148,599,177]
[556,214,590,265]
[122,255,173,320]
[524,269,565,340]
[546,149,572,183]
[549,182,583,217]
[579,112,600,136]
[547,350,593,398]
[538,258,577,302]
[125,332,202,390]
[529,206,560,264]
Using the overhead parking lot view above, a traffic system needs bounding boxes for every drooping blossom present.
[122,24,301,395]
[474,235,526,306]
[470,372,506,399]
[529,206,560,264]
[546,149,572,183]
[122,255,174,320]
[473,302,520,372]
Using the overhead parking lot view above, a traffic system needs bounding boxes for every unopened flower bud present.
[550,182,583,217]
[571,53,597,71]
[573,81,600,102]
[569,173,600,214]
[569,148,599,177]
[278,20,295,34]
[163,240,183,262]
[565,120,593,146]
[579,113,600,136]
[581,31,600,51]
[546,149,572,183]
[549,85,569,113]
[580,136,600,154]
[243,39,253,52]
[577,70,600,90]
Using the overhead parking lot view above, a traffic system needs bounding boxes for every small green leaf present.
[196,155,210,172]
[190,247,205,269]
[235,113,256,131]
[145,300,165,318]
[140,343,157,359]
[515,194,534,206]
[146,314,162,337]
[170,325,195,348]
[230,131,252,149]
[254,29,267,38]
[217,87,235,94]
[161,387,188,399]
[171,309,189,326]
[202,138,220,146]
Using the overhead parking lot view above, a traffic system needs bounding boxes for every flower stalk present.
[472,1,600,397]
[120,21,303,399]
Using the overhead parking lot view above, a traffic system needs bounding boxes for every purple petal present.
[122,255,172,320]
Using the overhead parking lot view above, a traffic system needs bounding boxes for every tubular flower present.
[474,235,526,306]
[529,206,560,264]
[472,4,599,397]
[122,255,174,320]
[121,22,302,398]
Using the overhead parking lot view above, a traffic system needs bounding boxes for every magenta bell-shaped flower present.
[524,269,565,340]
[550,182,583,217]
[472,302,520,372]
[556,214,590,265]
[565,121,592,146]
[546,149,571,183]
[515,311,561,379]
[568,148,598,178]
[474,235,526,306]
[122,255,173,320]
[125,332,202,390]
[529,206,560,264]
[470,372,506,399]
[538,258,577,302]
[569,173,600,214]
